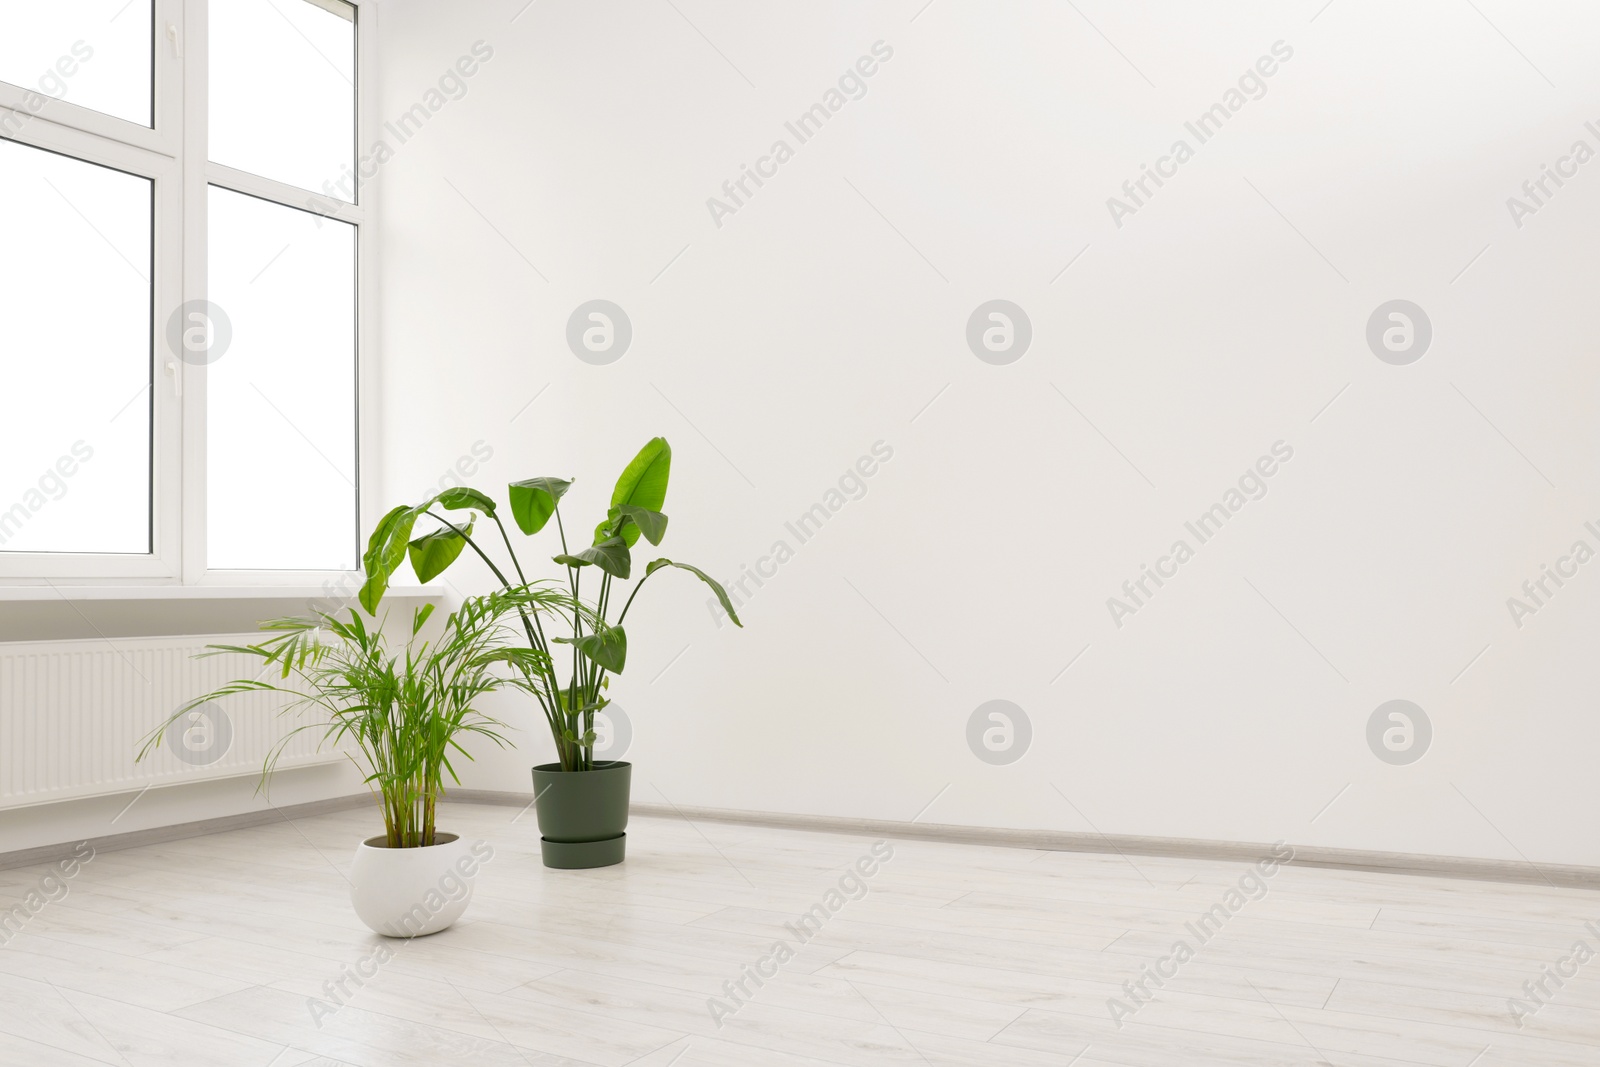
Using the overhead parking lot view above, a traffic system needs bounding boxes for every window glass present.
[209,0,356,197]
[0,139,152,554]
[207,185,357,570]
[0,1,154,129]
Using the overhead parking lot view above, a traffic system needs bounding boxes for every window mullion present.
[354,0,376,571]
[175,0,208,583]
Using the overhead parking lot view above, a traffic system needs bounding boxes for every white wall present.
[375,0,1600,866]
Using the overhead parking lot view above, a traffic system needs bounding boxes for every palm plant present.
[138,587,565,847]
[359,437,741,772]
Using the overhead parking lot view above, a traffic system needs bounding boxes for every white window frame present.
[0,0,378,591]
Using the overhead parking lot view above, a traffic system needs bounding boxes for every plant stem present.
[615,567,660,626]
[426,510,568,762]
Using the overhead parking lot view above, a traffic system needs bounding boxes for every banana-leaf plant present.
[361,437,742,771]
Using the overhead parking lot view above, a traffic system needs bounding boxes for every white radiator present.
[0,633,346,808]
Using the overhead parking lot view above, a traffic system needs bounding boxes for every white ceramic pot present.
[348,832,479,938]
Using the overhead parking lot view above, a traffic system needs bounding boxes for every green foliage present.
[360,505,419,614]
[616,506,668,545]
[408,520,472,584]
[435,487,497,514]
[601,437,670,546]
[575,625,627,673]
[644,558,743,628]
[137,587,570,847]
[594,505,667,548]
[508,477,570,535]
[353,437,739,771]
[553,536,631,580]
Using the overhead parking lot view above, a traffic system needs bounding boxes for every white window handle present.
[167,23,181,58]
[165,360,182,398]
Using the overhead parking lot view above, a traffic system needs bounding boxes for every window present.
[207,187,357,570]
[0,140,152,555]
[0,0,371,583]
[0,2,154,128]
[209,0,355,196]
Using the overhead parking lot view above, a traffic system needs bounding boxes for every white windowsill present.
[0,585,447,603]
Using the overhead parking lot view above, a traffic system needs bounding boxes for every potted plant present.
[359,437,742,868]
[139,590,556,935]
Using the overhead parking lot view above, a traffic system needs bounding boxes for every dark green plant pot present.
[531,760,631,869]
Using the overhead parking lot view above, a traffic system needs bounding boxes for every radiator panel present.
[0,633,345,808]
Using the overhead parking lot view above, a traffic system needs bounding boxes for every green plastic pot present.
[530,760,631,869]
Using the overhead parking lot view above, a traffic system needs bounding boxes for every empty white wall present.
[374,0,1600,866]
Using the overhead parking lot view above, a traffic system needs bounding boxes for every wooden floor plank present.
[0,801,1593,1066]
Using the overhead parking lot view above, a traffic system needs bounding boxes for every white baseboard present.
[0,793,370,872]
[8,786,1593,891]
[446,788,1600,891]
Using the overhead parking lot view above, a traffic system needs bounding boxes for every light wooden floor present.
[1,801,1598,1065]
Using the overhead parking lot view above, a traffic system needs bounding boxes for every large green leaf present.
[508,477,571,535]
[553,535,631,579]
[407,519,473,584]
[575,625,627,673]
[364,504,410,574]
[645,558,742,627]
[360,504,421,614]
[357,572,388,617]
[595,504,669,547]
[379,509,421,574]
[604,438,671,546]
[436,487,497,515]
[616,505,668,546]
